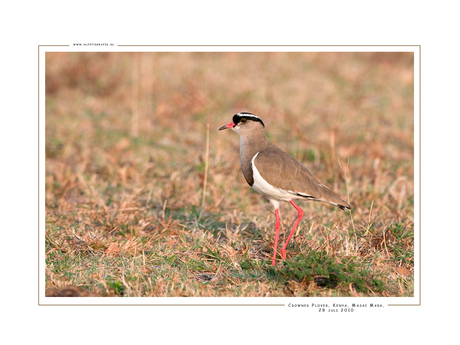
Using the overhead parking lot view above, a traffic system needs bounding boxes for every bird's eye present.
[241,118,247,123]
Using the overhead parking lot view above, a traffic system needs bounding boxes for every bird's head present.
[218,112,265,135]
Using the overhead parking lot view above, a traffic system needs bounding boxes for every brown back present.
[254,145,350,210]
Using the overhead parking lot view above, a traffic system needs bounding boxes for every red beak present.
[218,122,236,131]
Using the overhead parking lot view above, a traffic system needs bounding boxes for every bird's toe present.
[280,248,286,259]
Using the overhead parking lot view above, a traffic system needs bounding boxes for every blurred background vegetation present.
[45,52,414,297]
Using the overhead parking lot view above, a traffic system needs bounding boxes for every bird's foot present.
[280,248,286,260]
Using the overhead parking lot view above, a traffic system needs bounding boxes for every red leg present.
[280,200,304,259]
[272,209,281,266]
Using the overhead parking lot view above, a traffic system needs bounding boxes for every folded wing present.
[254,147,350,210]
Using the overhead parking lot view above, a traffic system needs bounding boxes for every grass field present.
[45,52,414,297]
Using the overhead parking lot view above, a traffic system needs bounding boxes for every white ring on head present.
[236,113,261,120]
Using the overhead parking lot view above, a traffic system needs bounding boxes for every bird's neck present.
[239,131,272,166]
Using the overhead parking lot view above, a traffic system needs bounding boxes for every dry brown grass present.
[45,52,414,297]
